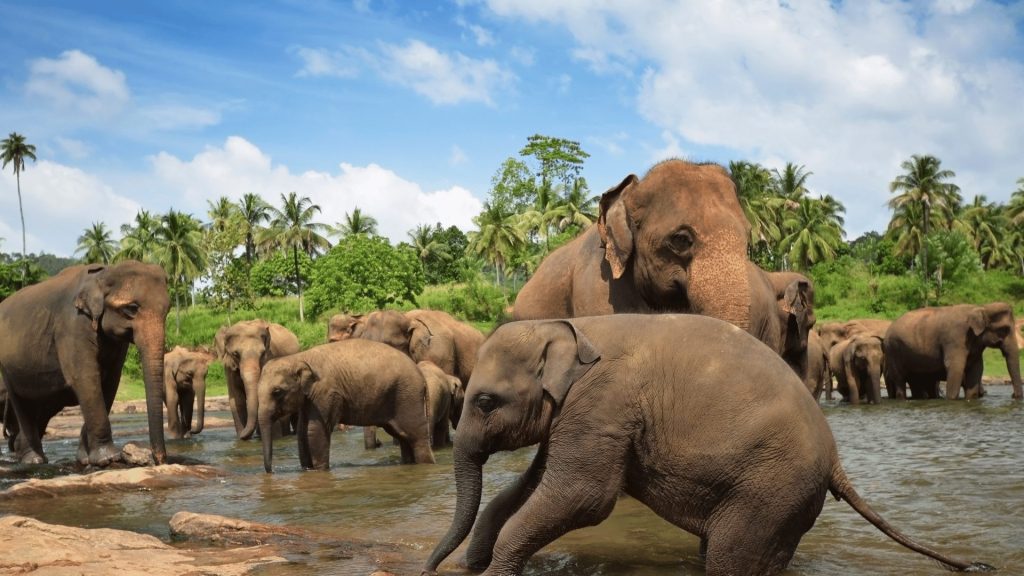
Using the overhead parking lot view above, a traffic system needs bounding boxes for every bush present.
[249,250,312,297]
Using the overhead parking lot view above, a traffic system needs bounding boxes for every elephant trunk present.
[687,247,751,334]
[1001,337,1023,400]
[424,445,484,572]
[135,323,167,464]
[191,377,206,435]
[260,412,274,473]
[868,364,882,404]
[238,362,262,440]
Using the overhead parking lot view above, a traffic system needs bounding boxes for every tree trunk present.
[16,171,26,288]
[294,246,304,323]
[175,283,182,336]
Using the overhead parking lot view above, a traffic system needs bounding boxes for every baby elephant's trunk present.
[260,413,274,473]
[424,446,484,572]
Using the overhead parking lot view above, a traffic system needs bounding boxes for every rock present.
[0,515,285,575]
[0,464,223,500]
[170,511,313,547]
[121,442,155,466]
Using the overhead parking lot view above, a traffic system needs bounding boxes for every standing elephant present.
[257,339,435,472]
[512,159,780,351]
[765,271,816,377]
[215,319,301,439]
[805,330,830,400]
[818,318,891,353]
[884,303,1022,400]
[831,335,884,404]
[423,315,990,576]
[163,346,215,439]
[362,360,463,450]
[0,262,169,465]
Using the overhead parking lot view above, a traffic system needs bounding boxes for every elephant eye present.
[122,303,141,318]
[474,393,499,414]
[272,387,286,398]
[669,230,694,253]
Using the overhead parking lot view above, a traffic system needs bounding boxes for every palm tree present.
[330,206,379,239]
[887,201,941,267]
[115,209,161,262]
[206,196,237,233]
[778,197,845,270]
[1007,177,1024,227]
[75,222,116,264]
[888,154,961,277]
[957,195,1008,270]
[1,132,37,282]
[468,201,526,287]
[519,180,562,249]
[557,177,598,232]
[155,210,207,335]
[408,224,452,265]
[730,160,783,251]
[260,192,329,322]
[236,193,271,264]
[773,163,813,201]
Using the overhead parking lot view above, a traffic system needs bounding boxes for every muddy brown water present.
[1,386,1022,575]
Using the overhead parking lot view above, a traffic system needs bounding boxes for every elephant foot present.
[84,443,123,467]
[18,450,47,465]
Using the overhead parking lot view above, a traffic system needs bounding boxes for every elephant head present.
[355,310,412,352]
[257,357,316,473]
[780,276,815,360]
[425,320,600,572]
[843,335,884,404]
[164,346,214,437]
[220,320,274,439]
[74,261,170,463]
[969,302,1022,399]
[327,313,363,343]
[597,160,752,331]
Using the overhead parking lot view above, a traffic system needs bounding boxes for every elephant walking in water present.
[424,315,993,576]
[0,262,170,465]
[163,346,216,439]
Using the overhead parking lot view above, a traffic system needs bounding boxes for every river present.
[1,386,1021,575]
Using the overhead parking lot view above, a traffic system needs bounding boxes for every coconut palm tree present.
[518,180,562,249]
[75,222,117,264]
[236,193,271,264]
[778,197,845,271]
[1007,177,1024,227]
[557,177,598,232]
[207,196,237,233]
[730,160,783,251]
[1,132,37,281]
[888,154,961,277]
[957,195,1009,270]
[773,163,813,201]
[468,201,526,287]
[408,223,452,265]
[260,192,329,322]
[331,206,379,239]
[155,210,207,335]
[115,209,161,263]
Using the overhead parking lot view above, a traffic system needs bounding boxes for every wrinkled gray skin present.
[830,335,884,404]
[327,313,363,343]
[805,331,830,401]
[512,160,781,352]
[364,360,463,450]
[884,303,1022,400]
[423,315,993,576]
[257,339,435,472]
[765,271,816,381]
[0,262,169,465]
[818,319,892,354]
[163,346,215,438]
[216,320,301,439]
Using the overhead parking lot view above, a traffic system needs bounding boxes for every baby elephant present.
[363,360,463,450]
[424,315,992,576]
[257,339,436,472]
[163,346,216,438]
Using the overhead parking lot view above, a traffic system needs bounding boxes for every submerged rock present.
[0,464,222,500]
[170,511,315,547]
[0,515,285,575]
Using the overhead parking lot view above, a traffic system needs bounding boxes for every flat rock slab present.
[0,515,286,576]
[0,464,223,500]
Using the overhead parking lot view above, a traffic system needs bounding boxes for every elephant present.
[0,262,169,465]
[422,315,991,576]
[511,159,780,351]
[327,313,362,343]
[805,330,830,401]
[362,360,463,450]
[818,318,891,353]
[884,302,1023,400]
[163,346,215,439]
[830,335,884,404]
[765,271,816,378]
[215,319,301,439]
[256,339,436,472]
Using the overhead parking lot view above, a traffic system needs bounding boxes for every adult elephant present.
[884,303,1022,400]
[422,315,991,576]
[819,319,891,353]
[831,335,884,404]
[163,346,215,439]
[512,160,780,351]
[0,262,169,465]
[215,319,301,439]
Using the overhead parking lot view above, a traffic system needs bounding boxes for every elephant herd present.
[0,160,1015,576]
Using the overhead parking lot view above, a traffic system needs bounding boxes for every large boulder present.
[0,464,222,500]
[0,515,285,575]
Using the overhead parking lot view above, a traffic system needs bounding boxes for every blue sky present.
[1,0,1023,257]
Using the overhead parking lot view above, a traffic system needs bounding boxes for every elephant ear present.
[74,266,108,331]
[598,174,639,280]
[968,308,987,337]
[296,361,319,396]
[538,320,602,408]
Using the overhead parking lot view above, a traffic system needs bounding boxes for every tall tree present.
[1,132,37,281]
[1007,177,1024,227]
[557,177,598,232]
[331,206,379,239]
[888,154,961,278]
[155,210,207,335]
[956,195,1009,270]
[468,201,525,288]
[260,192,329,322]
[207,196,237,233]
[115,209,161,263]
[730,160,782,251]
[518,180,562,249]
[408,224,452,268]
[773,163,813,201]
[237,193,271,264]
[75,222,116,264]
[518,134,590,190]
[778,197,845,270]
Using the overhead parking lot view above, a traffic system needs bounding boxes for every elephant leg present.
[384,421,434,464]
[301,400,332,471]
[296,405,312,469]
[884,365,906,400]
[165,386,182,439]
[464,444,548,570]
[944,355,967,400]
[226,373,246,436]
[703,508,803,576]
[180,390,195,438]
[963,360,984,400]
[363,426,381,450]
[77,348,127,465]
[431,420,450,450]
[7,393,46,464]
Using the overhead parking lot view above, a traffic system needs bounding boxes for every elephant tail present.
[829,466,995,572]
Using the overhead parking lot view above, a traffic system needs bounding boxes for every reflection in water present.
[1,387,1022,575]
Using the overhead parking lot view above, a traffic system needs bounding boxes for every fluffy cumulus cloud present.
[484,0,1024,236]
[25,50,130,117]
[0,161,140,256]
[376,39,515,106]
[149,136,482,242]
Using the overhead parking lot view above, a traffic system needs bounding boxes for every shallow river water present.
[2,386,1022,575]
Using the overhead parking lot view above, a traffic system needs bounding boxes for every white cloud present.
[25,50,130,117]
[0,160,139,256]
[649,130,687,164]
[456,17,496,47]
[54,137,90,160]
[376,39,515,106]
[290,46,362,78]
[450,145,468,166]
[484,0,1024,236]
[148,136,483,242]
